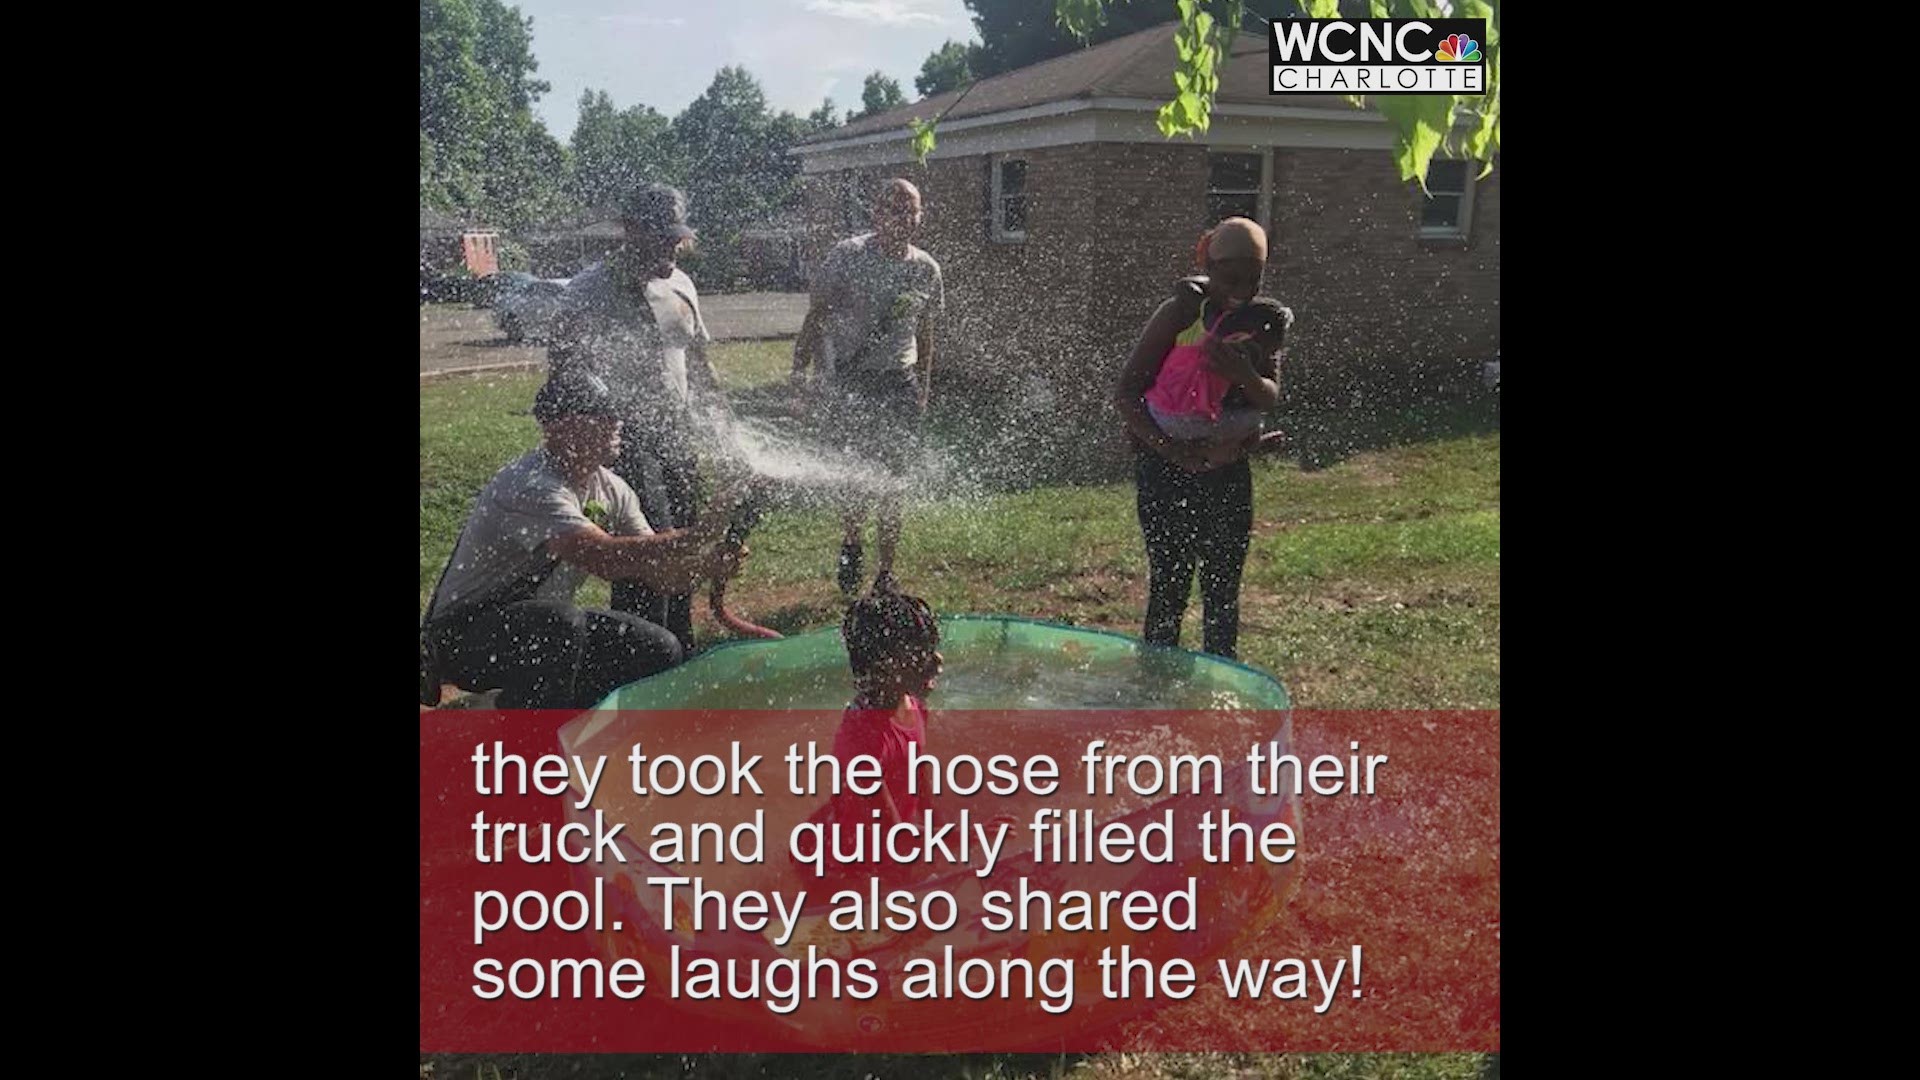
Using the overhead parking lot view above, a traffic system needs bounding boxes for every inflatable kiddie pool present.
[558,616,1301,1050]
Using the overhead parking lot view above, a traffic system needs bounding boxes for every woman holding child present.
[1113,217,1290,661]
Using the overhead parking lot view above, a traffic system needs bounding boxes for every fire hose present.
[708,480,782,640]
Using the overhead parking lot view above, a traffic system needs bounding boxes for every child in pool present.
[1143,287,1293,446]
[792,583,944,886]
[834,583,943,830]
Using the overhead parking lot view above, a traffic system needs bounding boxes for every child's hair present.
[843,585,941,677]
[1215,297,1293,351]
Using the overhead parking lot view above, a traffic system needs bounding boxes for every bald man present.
[792,178,946,596]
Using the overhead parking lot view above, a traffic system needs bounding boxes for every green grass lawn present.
[421,343,1499,710]
[707,337,794,391]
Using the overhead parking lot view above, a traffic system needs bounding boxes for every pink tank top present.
[1143,306,1231,421]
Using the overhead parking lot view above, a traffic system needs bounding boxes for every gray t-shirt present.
[551,261,710,417]
[426,447,652,621]
[812,234,944,376]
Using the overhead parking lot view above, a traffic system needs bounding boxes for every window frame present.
[990,154,1030,243]
[1418,159,1477,241]
[1205,148,1273,232]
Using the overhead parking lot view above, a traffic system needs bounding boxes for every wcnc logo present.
[1269,18,1488,95]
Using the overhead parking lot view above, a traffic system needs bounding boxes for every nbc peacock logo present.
[1436,34,1482,62]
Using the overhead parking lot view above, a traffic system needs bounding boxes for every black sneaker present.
[837,542,863,597]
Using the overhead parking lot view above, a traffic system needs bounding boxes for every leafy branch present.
[908,77,980,165]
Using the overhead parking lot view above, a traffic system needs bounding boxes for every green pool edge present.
[592,613,1292,711]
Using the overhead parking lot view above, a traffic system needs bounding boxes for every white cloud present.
[803,0,946,27]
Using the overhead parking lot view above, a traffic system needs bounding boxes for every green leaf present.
[1375,94,1454,189]
[1457,0,1498,48]
[1156,101,1183,138]
[1053,0,1107,38]
[908,117,937,165]
[1369,1,1392,17]
[1308,0,1341,18]
[1465,44,1498,163]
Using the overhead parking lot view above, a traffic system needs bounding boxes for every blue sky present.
[512,0,978,140]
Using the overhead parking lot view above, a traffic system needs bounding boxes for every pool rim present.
[600,612,1291,710]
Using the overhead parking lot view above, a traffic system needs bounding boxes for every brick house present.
[792,22,1498,477]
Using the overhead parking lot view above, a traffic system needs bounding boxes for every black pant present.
[429,599,684,709]
[1135,450,1253,659]
[611,420,701,651]
[825,366,922,474]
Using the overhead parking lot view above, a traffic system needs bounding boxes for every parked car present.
[494,276,571,343]
[472,270,533,309]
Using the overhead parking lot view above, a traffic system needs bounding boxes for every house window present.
[1207,152,1265,225]
[991,156,1028,242]
[1420,159,1475,240]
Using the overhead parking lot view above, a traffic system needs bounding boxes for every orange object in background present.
[462,230,499,277]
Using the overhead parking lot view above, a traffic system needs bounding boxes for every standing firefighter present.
[791,178,945,596]
[548,183,724,652]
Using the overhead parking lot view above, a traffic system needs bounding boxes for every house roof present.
[420,206,489,234]
[800,22,1360,147]
[522,214,626,242]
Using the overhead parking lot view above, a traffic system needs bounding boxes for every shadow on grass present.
[458,337,556,350]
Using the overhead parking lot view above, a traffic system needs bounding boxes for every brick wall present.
[1269,148,1500,411]
[800,138,1500,480]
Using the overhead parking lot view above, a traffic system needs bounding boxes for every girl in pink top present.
[796,584,945,885]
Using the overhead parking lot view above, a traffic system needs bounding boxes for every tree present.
[568,90,621,210]
[569,90,676,214]
[806,97,841,133]
[419,0,572,228]
[965,0,1167,77]
[670,67,794,277]
[915,40,977,96]
[858,72,907,118]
